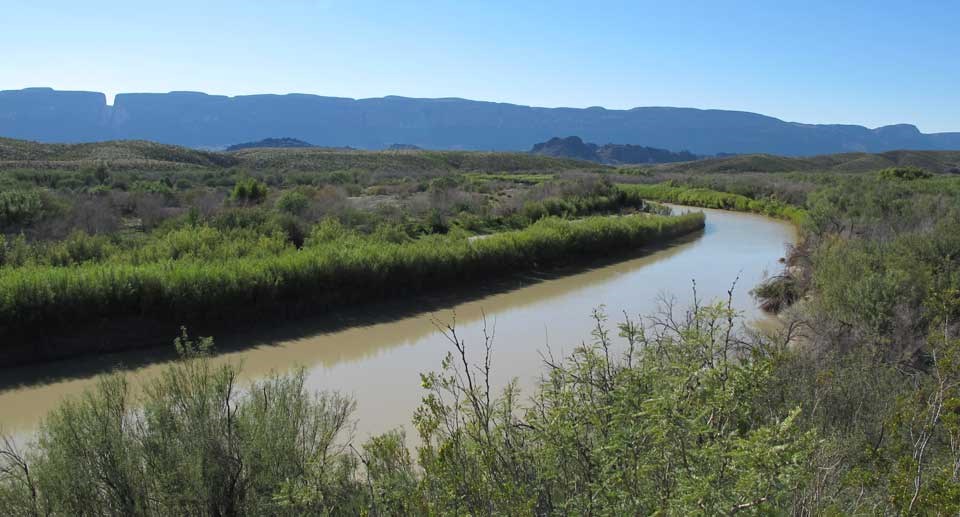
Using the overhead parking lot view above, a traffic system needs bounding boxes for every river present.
[0,206,796,442]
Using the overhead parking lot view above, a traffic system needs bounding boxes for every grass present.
[618,182,807,226]
[464,172,555,185]
[0,212,704,348]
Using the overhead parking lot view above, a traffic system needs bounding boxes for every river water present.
[0,206,796,442]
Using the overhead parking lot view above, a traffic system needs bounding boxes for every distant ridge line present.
[1,88,958,155]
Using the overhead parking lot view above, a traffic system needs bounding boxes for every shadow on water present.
[0,229,704,394]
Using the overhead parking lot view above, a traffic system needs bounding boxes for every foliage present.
[0,212,704,350]
[6,137,960,513]
[1,301,821,515]
[230,178,268,205]
[878,166,933,181]
[0,190,45,228]
[0,333,360,516]
[410,303,815,514]
[752,273,800,313]
[618,182,808,225]
[273,189,310,215]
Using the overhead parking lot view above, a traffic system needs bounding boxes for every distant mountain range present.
[2,87,959,156]
[531,136,701,164]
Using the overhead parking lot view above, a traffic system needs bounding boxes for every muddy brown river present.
[0,206,796,443]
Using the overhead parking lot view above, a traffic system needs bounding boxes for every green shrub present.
[618,183,807,226]
[0,189,44,227]
[131,180,174,197]
[45,231,118,266]
[231,178,268,205]
[274,189,310,215]
[0,336,360,515]
[878,166,932,181]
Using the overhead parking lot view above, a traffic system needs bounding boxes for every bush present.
[231,178,268,205]
[0,189,44,227]
[878,166,933,181]
[0,335,360,515]
[753,274,800,313]
[0,302,818,515]
[274,189,310,215]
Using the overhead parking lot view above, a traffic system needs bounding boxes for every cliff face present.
[2,88,959,155]
[0,88,109,142]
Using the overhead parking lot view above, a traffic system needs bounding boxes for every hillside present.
[230,148,599,173]
[4,137,960,176]
[531,136,700,164]
[0,137,601,173]
[648,150,960,174]
[3,88,959,155]
[0,137,238,169]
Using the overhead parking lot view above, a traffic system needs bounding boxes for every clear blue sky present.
[2,0,957,132]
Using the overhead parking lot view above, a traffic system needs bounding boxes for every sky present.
[2,0,958,132]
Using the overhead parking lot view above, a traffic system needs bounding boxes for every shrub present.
[0,189,44,227]
[231,178,268,205]
[0,336,360,515]
[878,166,933,181]
[0,302,814,515]
[274,189,310,215]
[753,274,800,313]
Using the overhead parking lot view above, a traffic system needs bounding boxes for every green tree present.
[231,178,268,205]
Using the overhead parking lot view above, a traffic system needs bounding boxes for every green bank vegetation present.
[0,143,699,359]
[618,182,808,225]
[0,212,703,342]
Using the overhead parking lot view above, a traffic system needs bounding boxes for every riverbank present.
[0,211,704,365]
[620,183,807,226]
[0,206,793,436]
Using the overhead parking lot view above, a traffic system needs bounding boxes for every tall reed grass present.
[0,212,704,340]
[618,183,807,225]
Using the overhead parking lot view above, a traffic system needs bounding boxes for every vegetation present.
[0,300,817,515]
[0,137,601,174]
[877,165,934,181]
[5,138,960,513]
[646,149,960,175]
[618,182,807,225]
[0,333,360,516]
[5,267,960,514]
[0,212,702,344]
[0,140,696,360]
[229,178,268,205]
